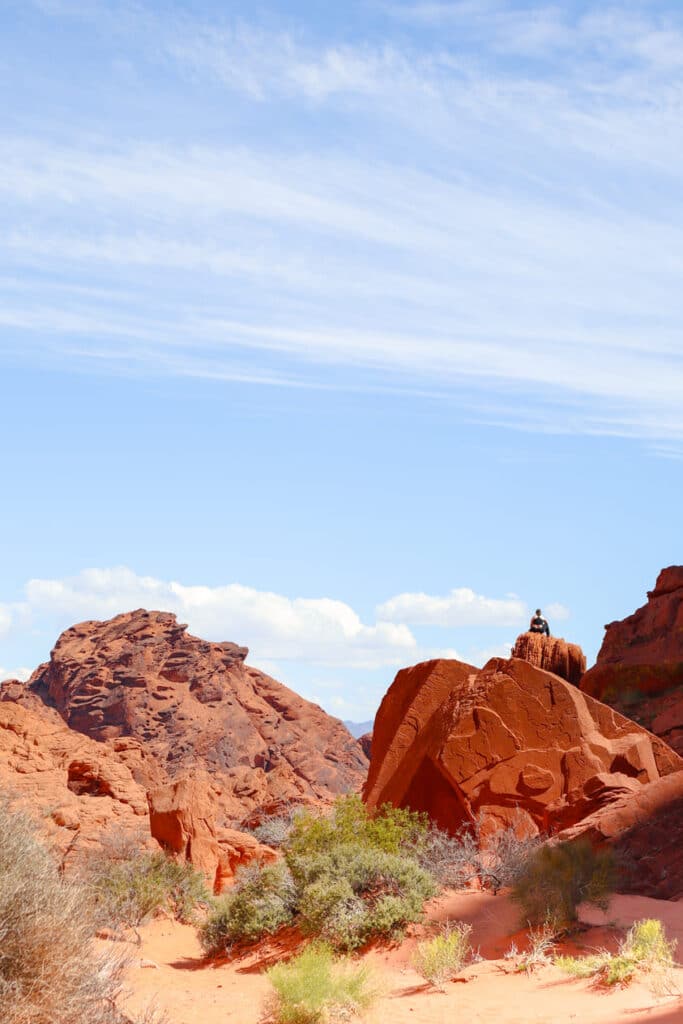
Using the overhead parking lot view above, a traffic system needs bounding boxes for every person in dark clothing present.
[529,609,550,636]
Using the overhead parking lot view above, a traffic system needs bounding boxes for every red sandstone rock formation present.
[148,776,276,893]
[364,657,682,838]
[20,609,367,823]
[581,566,683,755]
[358,732,372,759]
[511,632,586,686]
[558,771,683,899]
[0,699,154,869]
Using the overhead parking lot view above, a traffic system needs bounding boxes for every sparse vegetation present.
[251,808,300,848]
[292,843,435,950]
[286,794,428,858]
[556,918,678,987]
[511,839,615,928]
[414,815,539,892]
[0,799,133,1024]
[505,920,558,974]
[89,848,209,928]
[412,921,472,989]
[266,943,379,1024]
[200,795,436,955]
[200,862,298,955]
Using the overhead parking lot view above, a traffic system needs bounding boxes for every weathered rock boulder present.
[0,700,154,869]
[511,632,586,686]
[364,657,682,838]
[23,609,368,822]
[558,771,683,899]
[147,776,276,892]
[581,566,683,755]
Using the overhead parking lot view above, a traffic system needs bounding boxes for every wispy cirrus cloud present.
[4,1,683,451]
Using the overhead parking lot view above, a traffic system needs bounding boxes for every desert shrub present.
[251,810,300,848]
[412,921,472,989]
[90,850,208,927]
[0,800,131,1024]
[504,920,558,974]
[200,797,436,956]
[267,942,378,1024]
[556,918,677,987]
[292,844,436,951]
[511,839,615,928]
[199,862,297,955]
[285,794,427,859]
[623,917,677,968]
[414,816,540,892]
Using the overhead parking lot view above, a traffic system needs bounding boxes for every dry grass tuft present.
[0,799,160,1024]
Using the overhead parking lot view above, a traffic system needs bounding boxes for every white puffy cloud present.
[376,587,527,627]
[0,667,32,682]
[22,567,417,670]
[4,570,570,690]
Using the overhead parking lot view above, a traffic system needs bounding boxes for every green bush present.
[267,943,378,1024]
[286,794,427,859]
[199,862,297,955]
[90,850,209,927]
[556,918,677,987]
[200,797,436,956]
[412,921,472,989]
[511,839,615,928]
[293,844,436,951]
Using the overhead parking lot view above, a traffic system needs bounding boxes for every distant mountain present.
[344,719,374,739]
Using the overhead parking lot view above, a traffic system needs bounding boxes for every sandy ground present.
[119,892,683,1024]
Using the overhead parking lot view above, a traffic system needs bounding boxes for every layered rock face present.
[581,567,683,755]
[0,698,154,869]
[364,657,682,838]
[23,609,367,822]
[511,632,586,686]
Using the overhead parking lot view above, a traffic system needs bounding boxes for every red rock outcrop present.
[0,699,154,869]
[21,609,367,823]
[558,771,683,899]
[511,632,586,686]
[581,567,683,755]
[364,657,682,838]
[358,732,372,759]
[148,776,276,893]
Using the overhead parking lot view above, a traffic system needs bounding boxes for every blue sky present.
[1,0,682,719]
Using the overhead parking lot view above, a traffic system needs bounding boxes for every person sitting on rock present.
[529,609,550,636]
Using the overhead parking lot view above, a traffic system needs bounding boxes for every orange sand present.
[120,892,683,1024]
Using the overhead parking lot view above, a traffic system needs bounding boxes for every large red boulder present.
[23,609,368,823]
[364,657,682,838]
[581,566,683,755]
[147,776,276,893]
[511,632,586,686]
